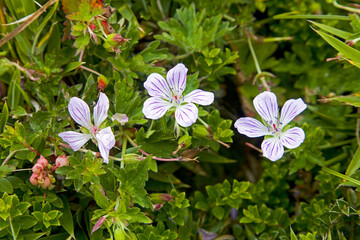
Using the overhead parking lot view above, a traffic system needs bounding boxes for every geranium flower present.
[58,93,115,163]
[142,63,214,127]
[234,91,307,161]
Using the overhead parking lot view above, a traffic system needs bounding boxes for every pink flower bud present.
[89,23,96,30]
[37,156,48,168]
[97,75,110,91]
[32,163,43,174]
[55,155,69,167]
[91,216,106,234]
[42,177,51,189]
[37,174,45,185]
[30,173,39,185]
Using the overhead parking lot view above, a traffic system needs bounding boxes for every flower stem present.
[247,35,270,91]
[245,142,262,153]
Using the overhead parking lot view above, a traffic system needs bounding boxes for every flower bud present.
[55,155,69,167]
[37,156,48,168]
[89,23,96,30]
[49,174,56,184]
[91,216,106,234]
[42,177,51,189]
[37,174,45,185]
[97,75,110,91]
[112,113,129,125]
[103,34,129,53]
[32,163,43,174]
[30,173,39,185]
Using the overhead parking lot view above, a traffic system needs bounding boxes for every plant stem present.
[356,108,360,146]
[198,117,231,148]
[2,149,27,166]
[9,216,16,240]
[12,168,32,172]
[125,134,181,161]
[247,35,270,91]
[322,166,360,186]
[121,136,127,168]
[318,139,354,150]
[79,66,101,76]
[333,0,360,14]
[323,152,347,167]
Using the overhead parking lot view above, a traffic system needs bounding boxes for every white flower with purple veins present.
[58,93,115,163]
[143,63,214,127]
[235,91,307,161]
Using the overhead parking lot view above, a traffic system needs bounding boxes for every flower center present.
[170,94,183,105]
[267,118,283,136]
[90,126,100,135]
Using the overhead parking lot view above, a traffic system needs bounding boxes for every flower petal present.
[93,92,109,127]
[98,142,111,164]
[280,127,305,149]
[144,73,171,99]
[58,131,91,151]
[142,97,172,119]
[234,117,270,138]
[96,127,115,163]
[68,97,92,129]
[96,127,115,149]
[280,98,307,127]
[253,91,279,124]
[166,63,187,95]
[261,137,284,161]
[184,89,214,106]
[175,103,198,127]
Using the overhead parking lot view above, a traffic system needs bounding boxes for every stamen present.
[273,123,278,132]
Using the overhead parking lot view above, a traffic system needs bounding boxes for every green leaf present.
[322,95,360,107]
[313,28,360,63]
[309,21,353,39]
[0,102,9,133]
[63,61,84,73]
[31,0,59,55]
[211,205,224,220]
[345,146,360,176]
[94,188,109,209]
[273,13,350,20]
[58,195,74,238]
[0,178,13,193]
[10,106,27,116]
[290,226,298,240]
[322,166,360,187]
[7,71,21,110]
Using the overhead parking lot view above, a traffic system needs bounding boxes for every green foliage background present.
[1,0,360,239]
